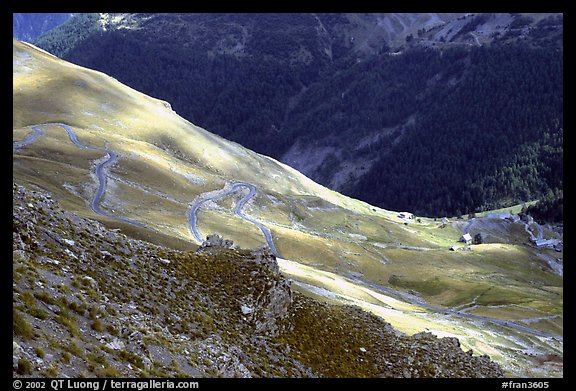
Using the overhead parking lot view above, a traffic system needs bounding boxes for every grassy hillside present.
[13,39,563,377]
[13,183,508,378]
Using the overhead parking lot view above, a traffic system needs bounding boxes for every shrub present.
[58,284,70,294]
[69,301,87,316]
[94,354,107,366]
[92,319,105,332]
[17,358,33,375]
[473,233,483,245]
[13,309,36,340]
[119,350,144,369]
[55,313,79,337]
[97,366,120,378]
[42,365,59,377]
[35,346,46,358]
[29,307,48,320]
[89,305,100,320]
[21,292,36,308]
[106,324,119,336]
[34,291,56,305]
[61,351,72,363]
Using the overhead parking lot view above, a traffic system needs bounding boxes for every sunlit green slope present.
[13,39,562,377]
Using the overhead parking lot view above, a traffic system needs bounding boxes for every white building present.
[461,233,472,245]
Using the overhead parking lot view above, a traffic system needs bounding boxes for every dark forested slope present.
[12,13,73,42]
[33,13,563,217]
[350,45,563,216]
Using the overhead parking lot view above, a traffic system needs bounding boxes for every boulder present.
[241,304,254,315]
[13,342,22,359]
[81,276,98,289]
[105,338,125,350]
[63,239,75,247]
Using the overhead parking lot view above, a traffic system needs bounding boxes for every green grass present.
[13,309,36,341]
[388,275,447,296]
[473,201,538,218]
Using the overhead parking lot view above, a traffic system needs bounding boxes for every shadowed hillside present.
[33,13,563,217]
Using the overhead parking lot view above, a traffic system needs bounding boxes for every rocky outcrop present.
[196,237,292,335]
[13,183,504,378]
[402,331,503,377]
[251,246,280,274]
[242,247,292,336]
[197,234,235,250]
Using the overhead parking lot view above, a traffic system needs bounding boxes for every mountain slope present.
[33,12,563,217]
[13,39,563,377]
[13,183,506,378]
[13,13,73,42]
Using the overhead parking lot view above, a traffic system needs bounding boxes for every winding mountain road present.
[189,182,561,340]
[13,126,44,150]
[15,123,559,342]
[356,277,563,341]
[188,182,279,256]
[13,123,146,228]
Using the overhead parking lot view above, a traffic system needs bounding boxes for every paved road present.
[13,126,44,150]
[188,182,279,256]
[15,124,559,341]
[356,277,562,341]
[13,123,146,228]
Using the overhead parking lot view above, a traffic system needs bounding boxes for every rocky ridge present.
[13,183,503,378]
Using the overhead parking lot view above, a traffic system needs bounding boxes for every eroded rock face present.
[239,247,293,336]
[254,278,292,335]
